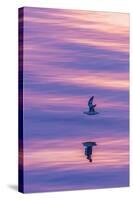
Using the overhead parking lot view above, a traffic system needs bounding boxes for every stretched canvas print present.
[19,7,129,193]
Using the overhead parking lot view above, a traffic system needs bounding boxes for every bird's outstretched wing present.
[88,96,94,107]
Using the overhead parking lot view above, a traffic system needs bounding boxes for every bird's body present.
[88,96,96,112]
[83,96,99,115]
